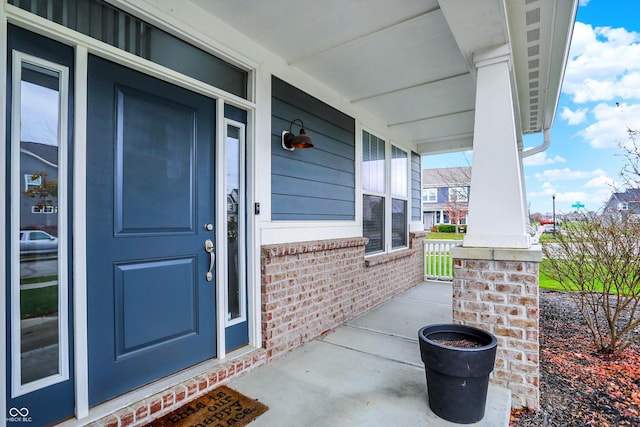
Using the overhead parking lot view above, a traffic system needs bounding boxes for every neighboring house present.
[1,1,577,425]
[422,167,471,229]
[602,188,640,218]
[19,141,59,235]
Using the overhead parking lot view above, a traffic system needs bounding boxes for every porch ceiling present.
[192,0,576,155]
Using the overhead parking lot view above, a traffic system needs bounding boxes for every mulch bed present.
[510,291,640,427]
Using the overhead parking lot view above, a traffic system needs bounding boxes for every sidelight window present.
[224,121,246,325]
[10,51,70,396]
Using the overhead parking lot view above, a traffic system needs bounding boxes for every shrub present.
[437,224,456,233]
[542,212,640,354]
[436,224,466,233]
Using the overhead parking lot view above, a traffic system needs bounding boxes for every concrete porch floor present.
[230,281,511,426]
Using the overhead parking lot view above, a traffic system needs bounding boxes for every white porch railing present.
[424,239,458,281]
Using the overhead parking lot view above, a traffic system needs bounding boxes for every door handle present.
[204,239,215,281]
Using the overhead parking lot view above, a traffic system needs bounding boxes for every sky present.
[424,0,640,217]
[21,81,59,147]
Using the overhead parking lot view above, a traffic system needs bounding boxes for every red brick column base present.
[450,246,542,409]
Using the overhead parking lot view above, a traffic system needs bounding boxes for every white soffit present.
[507,0,578,133]
[192,0,575,153]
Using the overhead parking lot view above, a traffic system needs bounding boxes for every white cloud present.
[578,0,590,5]
[21,81,59,146]
[562,22,640,104]
[523,151,567,166]
[582,174,616,189]
[527,170,616,212]
[560,106,588,125]
[579,102,640,149]
[534,168,607,182]
[527,189,610,212]
[554,190,608,209]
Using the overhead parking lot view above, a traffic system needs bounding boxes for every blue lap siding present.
[411,151,421,221]
[271,76,355,221]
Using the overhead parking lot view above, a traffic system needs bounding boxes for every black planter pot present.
[418,324,498,424]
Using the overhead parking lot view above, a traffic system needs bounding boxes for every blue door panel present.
[116,258,198,357]
[116,86,196,234]
[87,55,216,405]
[226,323,249,352]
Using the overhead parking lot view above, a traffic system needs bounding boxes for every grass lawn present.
[539,259,611,292]
[425,252,452,277]
[538,263,566,291]
[424,234,608,293]
[21,274,58,285]
[20,285,58,318]
[426,232,464,240]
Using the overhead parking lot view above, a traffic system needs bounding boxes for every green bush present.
[437,224,466,233]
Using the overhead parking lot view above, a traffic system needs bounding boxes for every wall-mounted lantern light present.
[281,118,313,151]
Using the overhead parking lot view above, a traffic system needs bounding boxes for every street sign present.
[572,202,585,209]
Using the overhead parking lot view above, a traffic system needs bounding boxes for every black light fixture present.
[281,118,313,151]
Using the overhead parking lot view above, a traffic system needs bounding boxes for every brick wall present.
[260,232,426,360]
[450,246,542,409]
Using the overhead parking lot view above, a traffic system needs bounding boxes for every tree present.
[446,186,468,237]
[618,128,640,189]
[542,128,640,354]
[23,171,58,210]
[431,166,471,237]
[542,213,640,354]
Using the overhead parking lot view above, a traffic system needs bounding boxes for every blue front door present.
[86,56,217,404]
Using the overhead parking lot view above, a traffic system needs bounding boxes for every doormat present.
[145,385,268,427]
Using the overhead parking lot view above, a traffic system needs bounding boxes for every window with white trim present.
[11,51,70,396]
[24,173,41,191]
[448,186,468,203]
[362,130,409,254]
[423,188,437,203]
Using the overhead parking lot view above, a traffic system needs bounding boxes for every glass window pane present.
[9,0,248,98]
[362,131,385,193]
[448,186,469,202]
[226,124,244,321]
[391,145,407,197]
[363,195,384,253]
[392,199,407,248]
[18,62,62,384]
[423,188,437,203]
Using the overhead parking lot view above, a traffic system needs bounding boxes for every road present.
[19,257,58,280]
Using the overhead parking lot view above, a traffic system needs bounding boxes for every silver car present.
[19,230,58,254]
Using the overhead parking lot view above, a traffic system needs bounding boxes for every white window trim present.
[389,143,409,251]
[24,173,42,191]
[221,119,247,329]
[448,186,469,203]
[423,188,437,203]
[362,127,410,255]
[10,51,70,398]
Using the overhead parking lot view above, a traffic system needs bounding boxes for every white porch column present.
[453,45,541,409]
[464,45,529,249]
